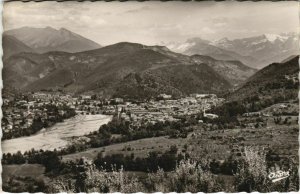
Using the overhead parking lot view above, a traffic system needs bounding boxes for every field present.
[63,136,185,162]
[63,113,298,164]
[2,114,112,154]
[2,164,46,182]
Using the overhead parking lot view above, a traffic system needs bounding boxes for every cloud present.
[201,27,216,34]
[214,22,226,27]
[3,1,298,45]
[81,16,107,26]
[123,6,150,14]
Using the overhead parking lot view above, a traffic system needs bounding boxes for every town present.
[2,92,224,139]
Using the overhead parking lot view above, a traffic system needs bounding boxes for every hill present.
[229,55,299,101]
[2,34,35,59]
[4,26,101,53]
[114,64,231,99]
[3,42,232,98]
[191,55,257,86]
[3,52,57,89]
[217,56,299,118]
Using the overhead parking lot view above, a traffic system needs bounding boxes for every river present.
[2,114,112,154]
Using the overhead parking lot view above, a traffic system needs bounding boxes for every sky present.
[3,1,299,46]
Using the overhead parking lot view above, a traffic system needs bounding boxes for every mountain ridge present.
[191,54,257,86]
[4,26,101,53]
[2,34,35,59]
[166,32,298,69]
[227,55,299,104]
[3,42,232,98]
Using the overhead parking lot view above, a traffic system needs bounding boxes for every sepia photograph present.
[1,0,299,192]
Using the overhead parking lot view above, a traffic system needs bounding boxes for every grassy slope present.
[62,115,298,164]
[228,56,299,102]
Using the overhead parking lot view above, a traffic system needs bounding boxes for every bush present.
[49,157,143,193]
[234,147,268,192]
[147,159,223,192]
[48,152,298,193]
[234,146,299,192]
[146,168,169,192]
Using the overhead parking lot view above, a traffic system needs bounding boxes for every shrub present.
[49,157,143,193]
[85,165,142,193]
[234,146,299,192]
[148,159,223,192]
[83,160,143,192]
[234,146,268,192]
[146,168,169,192]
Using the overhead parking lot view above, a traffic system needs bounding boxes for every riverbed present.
[2,114,112,154]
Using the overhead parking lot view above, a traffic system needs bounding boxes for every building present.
[158,94,172,99]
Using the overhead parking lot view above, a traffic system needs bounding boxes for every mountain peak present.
[5,26,101,53]
[211,37,231,46]
[58,27,75,38]
[147,45,170,52]
[187,37,210,44]
[262,34,288,43]
[45,26,56,30]
[110,42,143,48]
[110,43,172,54]
[94,42,144,54]
[59,27,71,33]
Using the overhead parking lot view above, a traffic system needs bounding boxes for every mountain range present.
[167,32,298,69]
[3,42,234,99]
[4,26,101,54]
[167,38,259,68]
[2,26,298,100]
[191,55,257,86]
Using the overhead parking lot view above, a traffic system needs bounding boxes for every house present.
[279,104,288,109]
[158,94,172,99]
[111,98,124,104]
[204,113,219,119]
[242,112,262,117]
[81,95,91,100]
[190,94,209,98]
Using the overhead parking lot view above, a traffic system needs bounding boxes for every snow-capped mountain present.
[166,37,259,68]
[211,32,298,68]
[166,32,298,69]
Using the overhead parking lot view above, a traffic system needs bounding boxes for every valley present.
[1,25,299,193]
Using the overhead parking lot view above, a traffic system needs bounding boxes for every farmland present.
[63,106,298,164]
